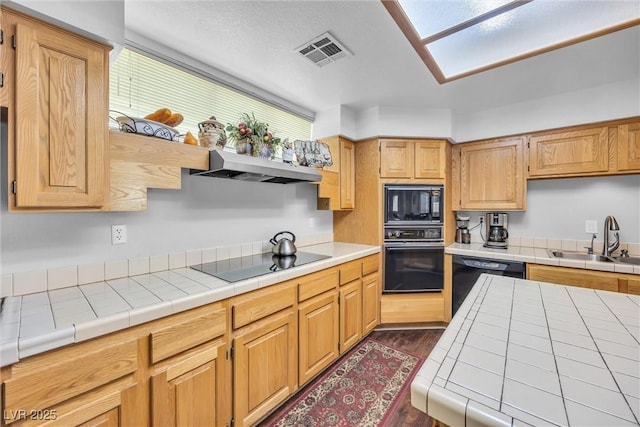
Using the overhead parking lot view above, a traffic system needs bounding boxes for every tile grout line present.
[564,288,639,425]
[497,276,515,415]
[540,284,572,426]
[590,290,640,425]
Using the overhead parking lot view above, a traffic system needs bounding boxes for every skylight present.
[383,0,640,83]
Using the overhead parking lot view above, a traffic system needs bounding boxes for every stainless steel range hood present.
[190,150,322,184]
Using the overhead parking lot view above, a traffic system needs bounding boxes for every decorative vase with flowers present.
[226,112,283,159]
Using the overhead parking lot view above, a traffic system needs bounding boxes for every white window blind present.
[109,48,312,145]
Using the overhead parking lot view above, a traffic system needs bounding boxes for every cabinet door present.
[339,280,362,353]
[527,264,619,292]
[528,127,608,177]
[13,17,108,208]
[627,278,640,295]
[459,138,525,210]
[298,291,339,385]
[77,408,119,427]
[234,311,297,427]
[362,273,380,335]
[380,139,413,178]
[617,122,640,172]
[27,382,141,427]
[415,140,445,179]
[152,343,230,427]
[340,138,355,209]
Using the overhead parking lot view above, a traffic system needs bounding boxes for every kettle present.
[270,231,297,256]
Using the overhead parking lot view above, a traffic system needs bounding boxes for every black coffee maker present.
[483,212,509,249]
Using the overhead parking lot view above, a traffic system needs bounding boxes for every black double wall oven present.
[383,184,444,293]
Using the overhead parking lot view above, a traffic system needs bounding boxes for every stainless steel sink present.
[545,249,615,263]
[612,256,640,266]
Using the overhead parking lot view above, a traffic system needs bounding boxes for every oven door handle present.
[385,244,444,250]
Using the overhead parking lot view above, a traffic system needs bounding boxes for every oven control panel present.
[384,227,443,242]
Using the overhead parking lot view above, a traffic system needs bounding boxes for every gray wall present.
[1,172,332,274]
[461,174,640,244]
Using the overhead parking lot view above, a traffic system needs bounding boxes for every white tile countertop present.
[0,242,379,367]
[411,273,640,427]
[446,243,640,275]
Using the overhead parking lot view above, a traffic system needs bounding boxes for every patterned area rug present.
[264,338,422,427]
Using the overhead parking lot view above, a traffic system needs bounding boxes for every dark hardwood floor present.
[371,328,444,427]
[257,328,444,427]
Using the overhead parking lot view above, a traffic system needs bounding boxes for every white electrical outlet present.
[111,225,127,245]
[585,220,598,234]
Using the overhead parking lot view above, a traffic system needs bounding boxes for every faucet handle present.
[621,249,629,257]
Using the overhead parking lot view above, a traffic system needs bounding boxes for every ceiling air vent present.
[296,32,351,67]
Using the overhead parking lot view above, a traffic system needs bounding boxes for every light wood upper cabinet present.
[415,140,446,178]
[455,137,526,210]
[340,139,355,209]
[528,127,609,177]
[380,139,414,178]
[380,139,446,179]
[317,136,355,210]
[617,122,640,172]
[3,8,110,210]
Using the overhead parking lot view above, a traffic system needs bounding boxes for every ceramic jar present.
[198,116,226,150]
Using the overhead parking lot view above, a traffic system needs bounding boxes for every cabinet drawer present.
[233,283,296,329]
[527,264,619,292]
[150,307,227,363]
[4,340,138,415]
[298,268,339,302]
[361,255,379,276]
[339,261,360,285]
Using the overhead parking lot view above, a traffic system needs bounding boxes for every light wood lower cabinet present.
[627,278,640,295]
[380,293,445,324]
[298,291,340,385]
[526,264,638,293]
[233,310,298,427]
[339,280,363,353]
[151,340,229,427]
[362,272,380,335]
[0,255,379,427]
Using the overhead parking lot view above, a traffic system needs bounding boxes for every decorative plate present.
[114,114,179,141]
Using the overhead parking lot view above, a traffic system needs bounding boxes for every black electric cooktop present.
[190,251,331,283]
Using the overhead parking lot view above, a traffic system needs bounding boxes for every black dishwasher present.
[452,255,525,316]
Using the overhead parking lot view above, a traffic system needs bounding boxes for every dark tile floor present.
[257,328,444,427]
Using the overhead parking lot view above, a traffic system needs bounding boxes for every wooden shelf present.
[108,130,209,211]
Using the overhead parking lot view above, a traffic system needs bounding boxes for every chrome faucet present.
[602,215,620,257]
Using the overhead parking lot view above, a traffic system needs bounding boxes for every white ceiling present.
[125,0,640,117]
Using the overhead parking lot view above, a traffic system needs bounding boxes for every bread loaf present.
[184,131,198,146]
[144,108,172,123]
[164,113,184,127]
